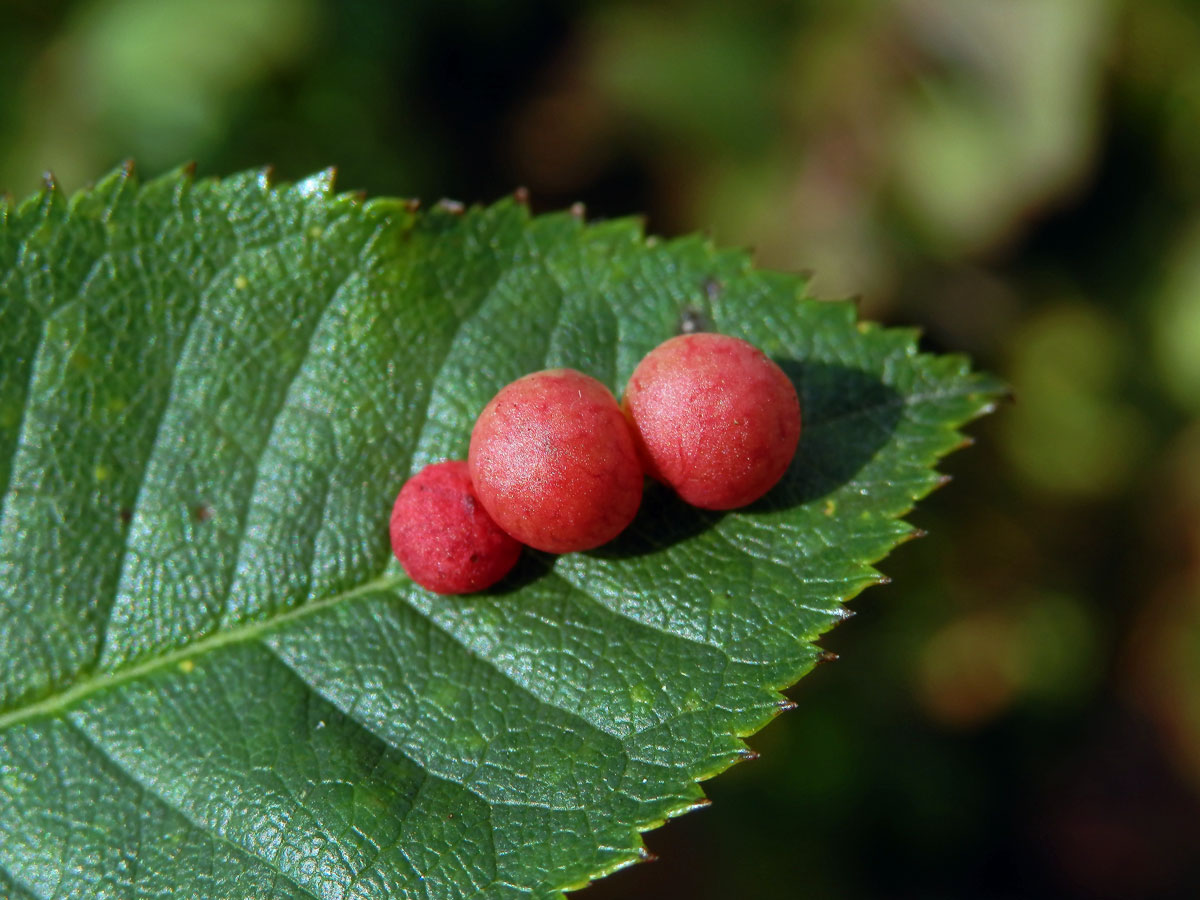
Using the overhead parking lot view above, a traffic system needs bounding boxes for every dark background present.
[4,1,1200,897]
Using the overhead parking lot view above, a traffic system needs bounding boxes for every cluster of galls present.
[390,333,803,594]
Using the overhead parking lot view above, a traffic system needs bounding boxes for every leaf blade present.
[0,167,1001,898]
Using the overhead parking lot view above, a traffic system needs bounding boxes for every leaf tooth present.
[291,167,335,198]
[736,747,760,762]
[816,649,840,665]
[569,201,586,219]
[22,173,64,216]
[776,697,799,712]
[660,792,712,820]
[403,197,421,212]
[436,197,465,214]
[513,185,530,205]
[140,163,193,196]
[557,849,647,892]
[637,847,659,863]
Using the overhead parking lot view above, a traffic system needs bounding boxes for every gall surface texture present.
[622,333,802,510]
[390,460,523,594]
[469,369,643,553]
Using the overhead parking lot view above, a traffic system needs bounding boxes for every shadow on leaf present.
[587,481,726,560]
[748,360,904,512]
[594,360,905,558]
[483,548,556,596]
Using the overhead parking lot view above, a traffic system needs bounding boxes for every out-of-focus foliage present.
[1004,303,1148,498]
[1153,222,1200,412]
[2,0,318,189]
[4,0,1200,897]
[572,0,1115,301]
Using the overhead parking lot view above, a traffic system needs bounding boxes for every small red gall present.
[390,460,522,595]
[468,368,643,553]
[621,333,802,510]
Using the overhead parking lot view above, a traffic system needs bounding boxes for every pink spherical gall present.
[468,368,643,553]
[621,333,802,510]
[390,460,523,595]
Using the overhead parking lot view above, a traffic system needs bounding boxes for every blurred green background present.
[4,0,1200,896]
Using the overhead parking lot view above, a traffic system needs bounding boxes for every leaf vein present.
[61,717,324,900]
[91,251,253,670]
[0,573,405,729]
[0,858,44,900]
[400,595,621,743]
[217,265,373,629]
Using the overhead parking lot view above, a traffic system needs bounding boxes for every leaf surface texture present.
[0,168,1001,898]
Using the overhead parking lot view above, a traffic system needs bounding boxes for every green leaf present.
[0,165,1001,899]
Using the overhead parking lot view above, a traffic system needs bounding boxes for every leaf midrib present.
[0,571,406,730]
